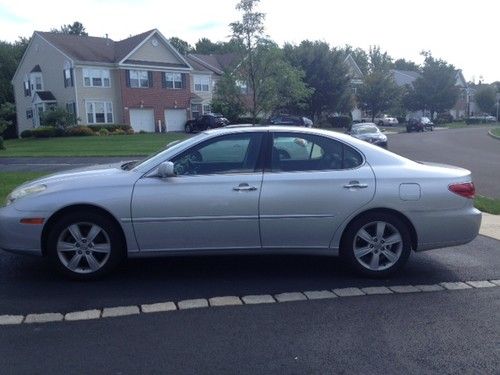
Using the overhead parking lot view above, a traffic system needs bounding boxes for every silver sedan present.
[0,126,481,279]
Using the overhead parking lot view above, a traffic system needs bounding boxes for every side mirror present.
[158,161,176,178]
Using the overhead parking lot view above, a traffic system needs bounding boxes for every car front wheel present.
[47,211,124,280]
[342,212,411,277]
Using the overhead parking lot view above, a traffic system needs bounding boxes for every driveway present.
[387,126,500,198]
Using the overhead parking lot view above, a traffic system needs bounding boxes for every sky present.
[0,0,498,83]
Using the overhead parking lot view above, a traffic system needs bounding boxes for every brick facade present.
[119,70,191,128]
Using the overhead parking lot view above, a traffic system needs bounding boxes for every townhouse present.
[12,29,197,134]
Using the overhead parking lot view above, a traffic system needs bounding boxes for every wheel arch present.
[41,204,128,257]
[339,208,418,252]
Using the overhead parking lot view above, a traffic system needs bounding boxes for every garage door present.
[130,109,155,132]
[165,109,187,132]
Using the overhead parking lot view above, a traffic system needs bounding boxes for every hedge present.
[88,124,133,133]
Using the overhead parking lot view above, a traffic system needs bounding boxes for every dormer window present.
[30,73,43,92]
[35,76,43,90]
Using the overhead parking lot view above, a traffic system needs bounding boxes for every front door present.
[259,131,376,249]
[131,132,265,251]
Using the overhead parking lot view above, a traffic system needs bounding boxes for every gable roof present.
[35,29,189,67]
[33,91,56,101]
[344,54,363,79]
[391,69,421,86]
[187,53,241,75]
[30,64,42,73]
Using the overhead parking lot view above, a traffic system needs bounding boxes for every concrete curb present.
[1,279,498,326]
[487,129,500,140]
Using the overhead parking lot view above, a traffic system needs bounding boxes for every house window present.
[64,68,74,87]
[30,74,43,91]
[66,102,76,122]
[194,75,210,92]
[129,70,150,88]
[203,104,211,114]
[165,72,182,89]
[191,104,201,119]
[26,109,33,119]
[23,81,31,96]
[86,101,113,124]
[83,69,111,88]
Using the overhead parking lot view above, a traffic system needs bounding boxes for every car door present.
[259,131,376,249]
[131,132,265,252]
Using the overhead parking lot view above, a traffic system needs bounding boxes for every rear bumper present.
[410,206,482,251]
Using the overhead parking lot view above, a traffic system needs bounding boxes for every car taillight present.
[449,182,475,199]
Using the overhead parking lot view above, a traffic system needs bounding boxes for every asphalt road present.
[1,234,499,373]
[387,126,500,198]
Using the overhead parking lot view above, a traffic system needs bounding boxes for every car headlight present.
[6,184,46,206]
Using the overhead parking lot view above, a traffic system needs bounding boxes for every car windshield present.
[355,126,379,134]
[123,139,188,171]
[421,117,431,123]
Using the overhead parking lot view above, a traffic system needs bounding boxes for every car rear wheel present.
[47,211,124,280]
[342,212,411,277]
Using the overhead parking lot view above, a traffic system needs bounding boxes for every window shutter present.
[63,71,67,88]
[70,68,74,87]
[148,71,153,88]
[161,72,166,88]
[125,70,130,87]
[182,73,187,89]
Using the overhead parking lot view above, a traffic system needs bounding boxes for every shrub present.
[66,126,94,137]
[99,128,110,136]
[126,128,135,135]
[41,107,76,129]
[32,127,58,138]
[435,112,454,125]
[139,130,148,134]
[113,129,126,135]
[20,130,33,138]
[0,102,18,139]
[0,136,4,150]
[88,124,132,133]
[396,117,406,124]
[327,115,351,128]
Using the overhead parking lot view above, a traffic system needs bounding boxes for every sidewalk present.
[480,212,500,241]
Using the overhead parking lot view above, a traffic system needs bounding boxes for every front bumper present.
[0,204,45,256]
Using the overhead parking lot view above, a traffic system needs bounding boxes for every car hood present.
[17,162,138,190]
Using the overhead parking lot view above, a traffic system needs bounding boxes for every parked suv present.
[407,117,434,132]
[268,114,313,127]
[185,114,229,133]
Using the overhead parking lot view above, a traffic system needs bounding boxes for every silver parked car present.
[0,126,481,279]
[348,123,388,148]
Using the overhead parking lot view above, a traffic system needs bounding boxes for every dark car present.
[347,123,388,148]
[268,114,313,127]
[407,117,434,132]
[185,114,229,133]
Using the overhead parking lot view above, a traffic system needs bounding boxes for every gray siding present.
[12,33,76,134]
[128,35,181,64]
[74,67,123,125]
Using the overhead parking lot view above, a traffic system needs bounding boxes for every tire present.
[46,211,125,280]
[341,212,411,278]
[185,123,192,134]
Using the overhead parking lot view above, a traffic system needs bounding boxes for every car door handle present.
[233,183,257,192]
[343,181,368,189]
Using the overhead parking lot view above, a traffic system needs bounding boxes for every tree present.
[393,58,419,71]
[357,46,400,121]
[51,21,88,36]
[212,73,246,122]
[169,37,192,55]
[229,0,265,124]
[474,85,496,114]
[41,107,76,128]
[194,38,242,54]
[284,41,351,120]
[404,53,459,119]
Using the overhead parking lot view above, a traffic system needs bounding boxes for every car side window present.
[171,133,263,176]
[271,132,362,172]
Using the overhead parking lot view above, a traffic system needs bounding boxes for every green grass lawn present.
[0,172,46,205]
[1,171,499,215]
[0,133,188,157]
[490,127,500,137]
